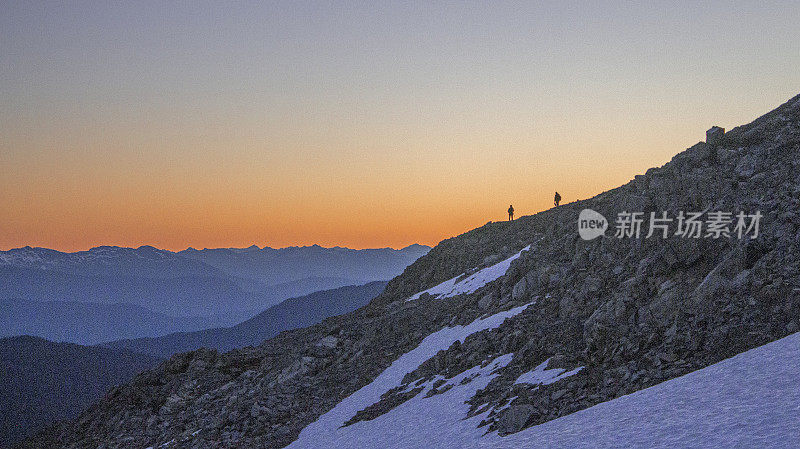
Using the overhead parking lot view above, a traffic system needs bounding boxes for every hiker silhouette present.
[508,205,514,221]
[554,192,561,207]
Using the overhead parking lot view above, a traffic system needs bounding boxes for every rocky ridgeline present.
[22,94,800,448]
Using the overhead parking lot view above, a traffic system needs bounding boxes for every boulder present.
[497,404,536,435]
[478,294,493,311]
[512,278,527,300]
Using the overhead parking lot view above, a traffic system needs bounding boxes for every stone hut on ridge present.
[706,126,725,145]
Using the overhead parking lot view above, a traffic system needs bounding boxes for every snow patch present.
[288,303,532,448]
[407,246,530,302]
[290,353,513,449]
[514,358,583,387]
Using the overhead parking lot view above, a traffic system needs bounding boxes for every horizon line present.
[0,242,434,254]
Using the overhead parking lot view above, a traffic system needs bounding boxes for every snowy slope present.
[490,330,800,449]
[289,328,800,449]
[288,303,533,449]
[407,246,531,302]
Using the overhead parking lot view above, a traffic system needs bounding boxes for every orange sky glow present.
[3,2,800,251]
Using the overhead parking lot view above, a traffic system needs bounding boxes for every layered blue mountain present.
[0,244,428,344]
[106,281,388,357]
[0,281,388,447]
[178,244,431,288]
[0,298,215,345]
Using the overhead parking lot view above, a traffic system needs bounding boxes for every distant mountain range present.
[107,280,388,357]
[179,244,431,288]
[0,244,429,344]
[0,244,430,288]
[0,297,215,345]
[0,336,161,447]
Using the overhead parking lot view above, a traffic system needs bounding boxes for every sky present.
[2,1,799,251]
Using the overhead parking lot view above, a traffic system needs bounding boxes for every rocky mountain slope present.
[105,281,389,357]
[0,336,160,448]
[22,94,800,448]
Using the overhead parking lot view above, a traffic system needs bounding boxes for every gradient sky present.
[2,1,799,251]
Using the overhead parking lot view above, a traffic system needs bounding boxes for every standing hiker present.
[554,192,561,207]
[508,204,514,221]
